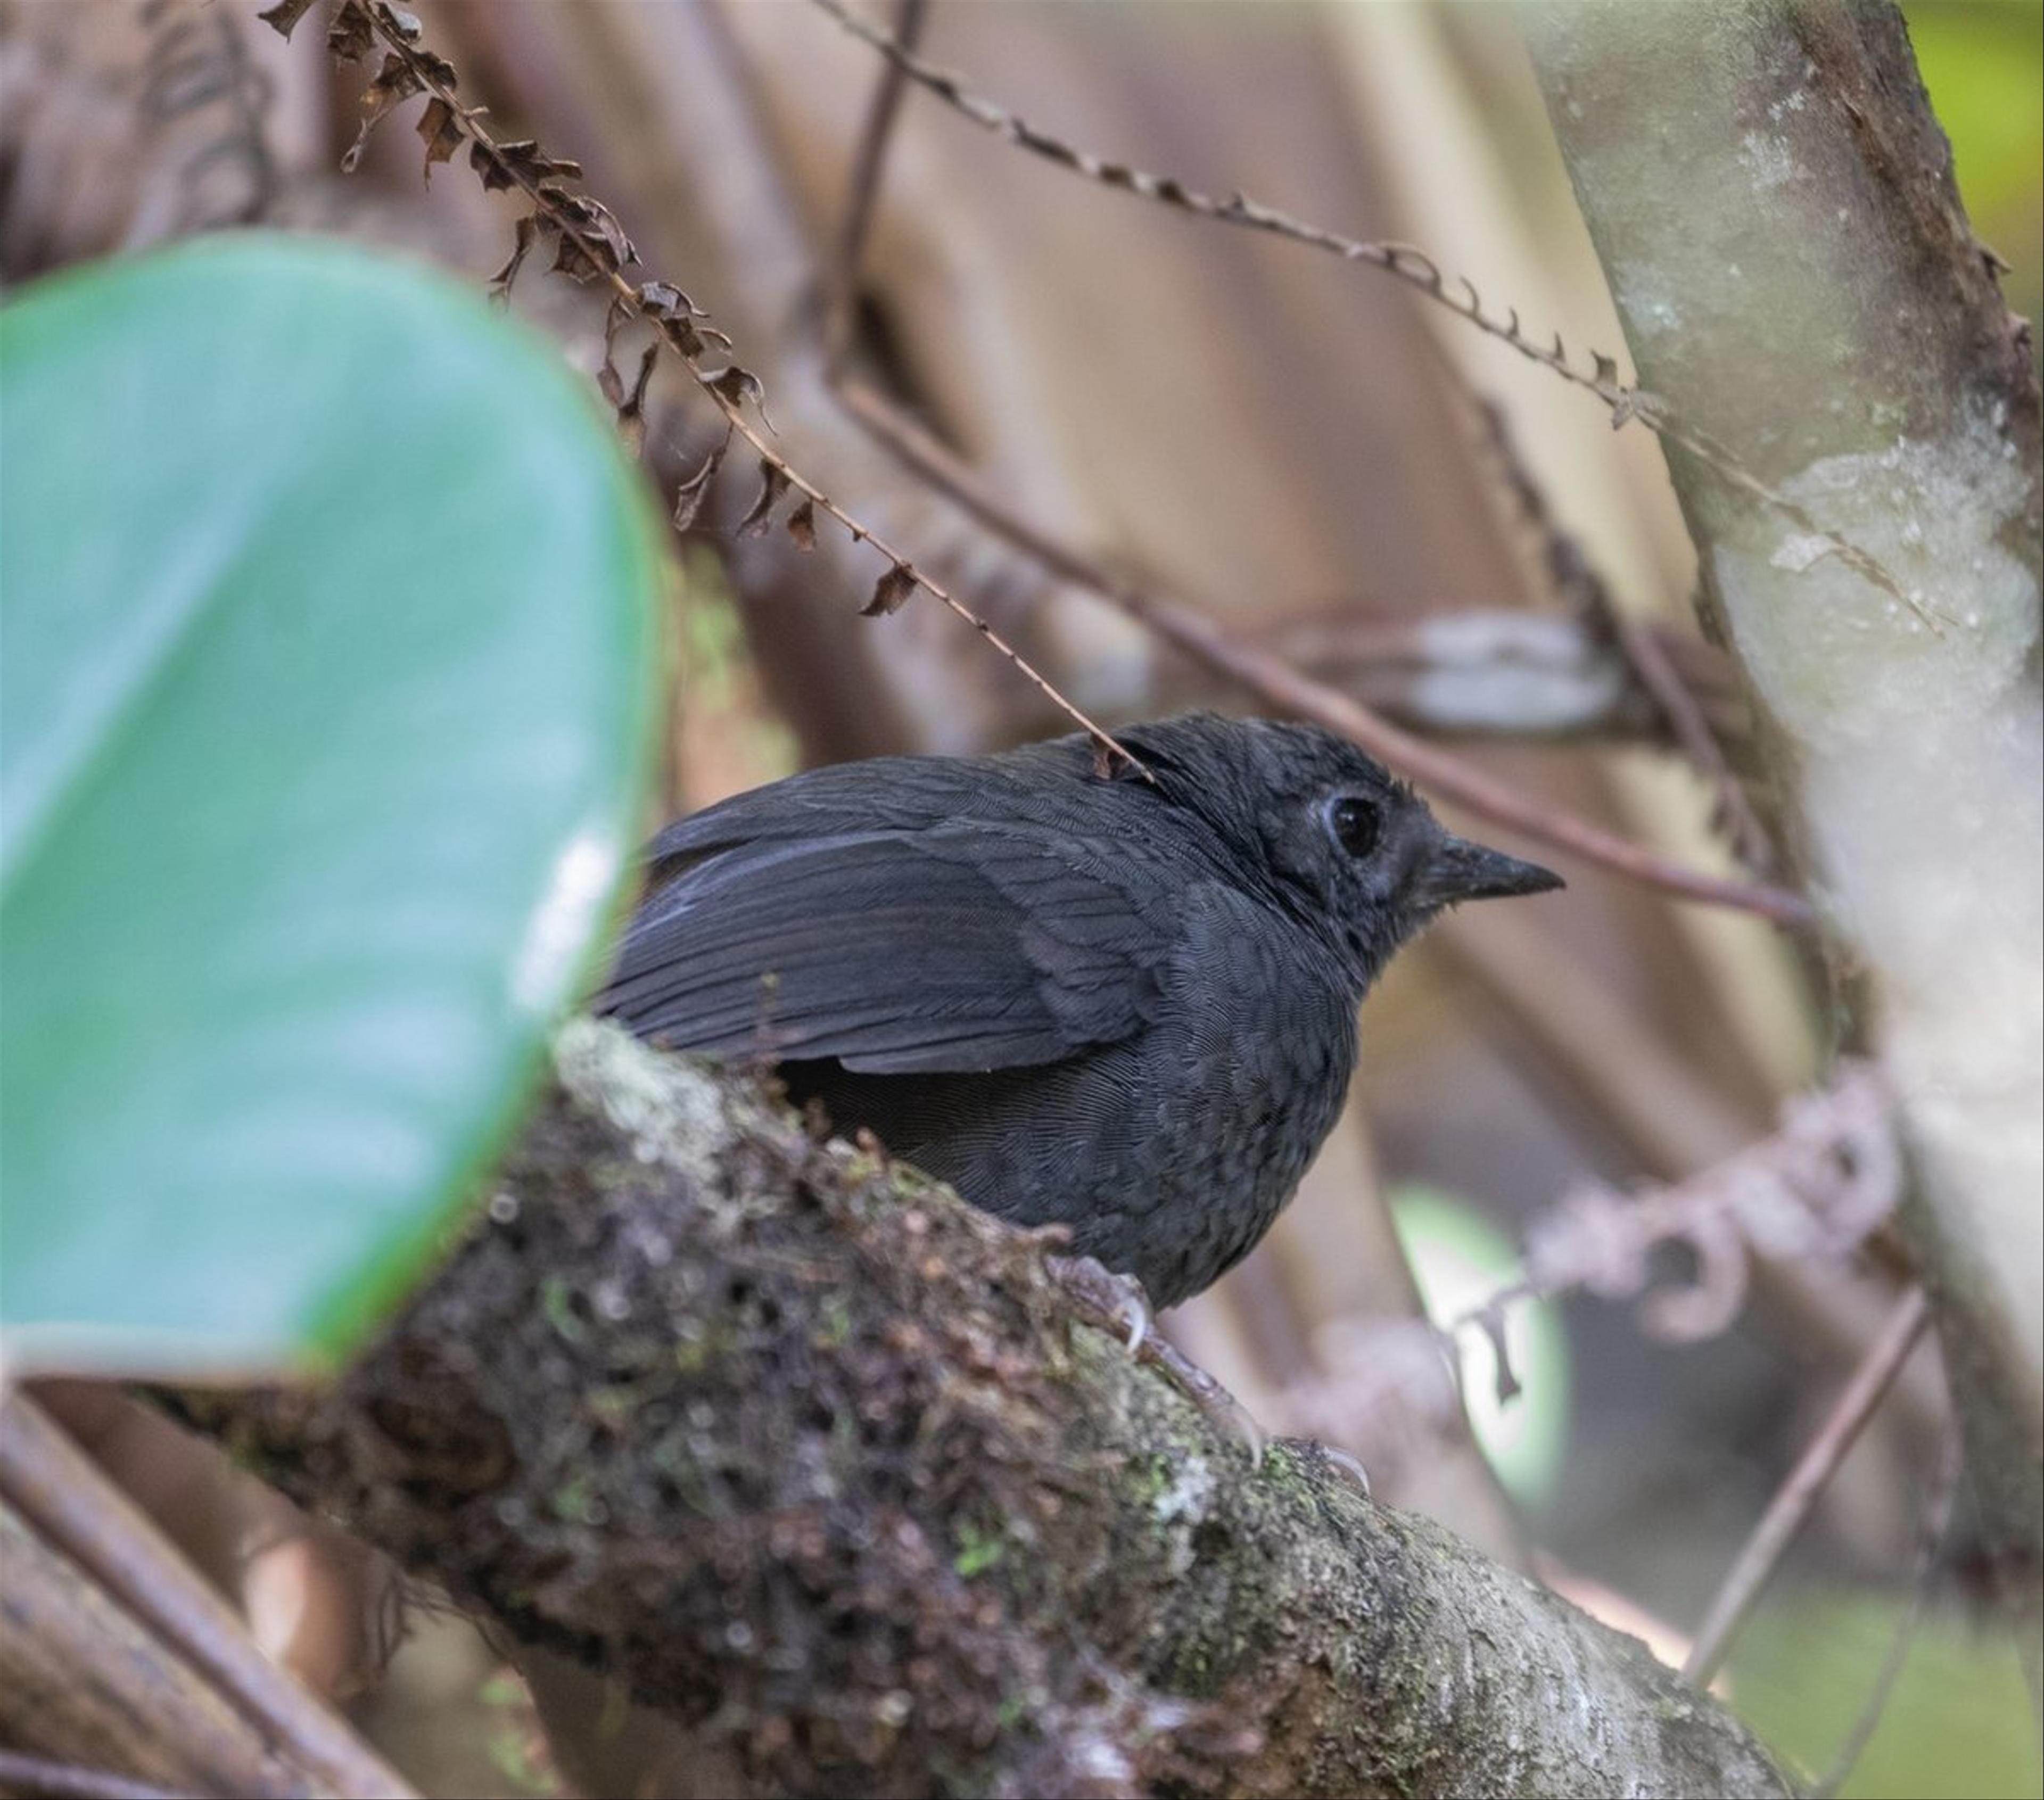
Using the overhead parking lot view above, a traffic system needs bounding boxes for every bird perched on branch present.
[598,714,1560,1309]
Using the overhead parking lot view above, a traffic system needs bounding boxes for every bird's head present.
[1117,714,1562,989]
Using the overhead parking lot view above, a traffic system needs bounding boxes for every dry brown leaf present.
[417,97,463,179]
[257,0,319,37]
[736,461,792,539]
[862,562,917,618]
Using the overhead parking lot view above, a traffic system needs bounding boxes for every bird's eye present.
[1327,795,1382,858]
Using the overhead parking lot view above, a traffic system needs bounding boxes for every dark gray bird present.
[598,714,1559,1308]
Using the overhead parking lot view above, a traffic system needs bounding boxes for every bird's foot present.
[1043,1252,1151,1352]
[1042,1253,1265,1465]
[1141,1332,1267,1467]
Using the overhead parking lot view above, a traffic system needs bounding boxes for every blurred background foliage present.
[0,2,2036,1795]
[1733,1591,2039,1799]
[1907,0,2043,350]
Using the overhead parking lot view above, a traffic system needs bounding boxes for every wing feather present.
[597,808,1171,1075]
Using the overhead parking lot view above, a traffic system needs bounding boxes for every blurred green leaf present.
[1388,1183,1571,1507]
[1729,1589,2040,1799]
[1908,2,2043,217]
[0,234,662,1374]
[1907,1,2044,338]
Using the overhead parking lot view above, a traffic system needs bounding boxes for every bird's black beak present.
[1415,832,1564,911]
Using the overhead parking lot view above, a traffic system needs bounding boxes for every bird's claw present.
[1043,1253,1265,1463]
[1044,1253,1150,1353]
[1316,1442,1371,1496]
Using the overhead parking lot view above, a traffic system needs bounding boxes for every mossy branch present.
[176,1022,1786,1799]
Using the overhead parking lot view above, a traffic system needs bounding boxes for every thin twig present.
[810,0,1944,632]
[1683,1286,1933,1688]
[0,1393,417,1800]
[1612,607,1775,860]
[802,3,1807,920]
[810,0,1630,408]
[0,1749,199,1800]
[826,6,1749,787]
[822,0,926,367]
[1810,1423,1963,1798]
[834,377,1818,924]
[1471,395,1777,872]
[344,1,1806,915]
[314,0,1142,778]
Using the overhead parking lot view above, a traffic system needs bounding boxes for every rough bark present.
[174,1022,1787,1799]
[1523,0,2043,1697]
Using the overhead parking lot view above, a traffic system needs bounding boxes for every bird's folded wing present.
[596,815,1171,1075]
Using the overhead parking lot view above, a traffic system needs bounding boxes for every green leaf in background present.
[1388,1183,1571,1508]
[1729,1589,2041,1799]
[0,233,662,1374]
[1906,0,2044,343]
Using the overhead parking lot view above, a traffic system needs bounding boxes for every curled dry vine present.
[1282,1061,1901,1455]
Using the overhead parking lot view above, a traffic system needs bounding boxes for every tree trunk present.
[1523,0,2043,1700]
